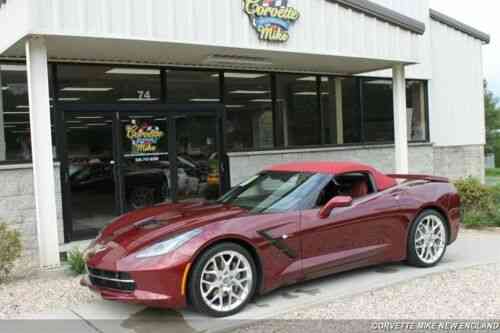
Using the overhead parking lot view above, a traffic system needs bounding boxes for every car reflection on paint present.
[82,161,461,317]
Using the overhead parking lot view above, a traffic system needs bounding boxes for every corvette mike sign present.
[243,0,300,42]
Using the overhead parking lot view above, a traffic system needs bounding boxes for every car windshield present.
[218,171,330,213]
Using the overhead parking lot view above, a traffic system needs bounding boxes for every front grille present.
[88,267,136,292]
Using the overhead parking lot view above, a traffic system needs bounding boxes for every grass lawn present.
[486,169,500,186]
[486,168,500,177]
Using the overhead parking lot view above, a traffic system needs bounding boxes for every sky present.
[430,0,499,99]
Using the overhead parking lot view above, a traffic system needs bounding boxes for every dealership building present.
[0,0,490,268]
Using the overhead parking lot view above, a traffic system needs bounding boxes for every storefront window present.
[167,70,220,103]
[276,74,321,147]
[0,63,31,162]
[407,80,428,142]
[57,65,161,104]
[362,79,394,143]
[224,72,273,151]
[321,77,361,145]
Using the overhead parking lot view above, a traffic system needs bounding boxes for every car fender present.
[175,230,264,293]
[187,232,261,263]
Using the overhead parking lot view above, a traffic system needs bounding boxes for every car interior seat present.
[350,180,369,198]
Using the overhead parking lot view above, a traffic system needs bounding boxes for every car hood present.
[95,200,248,257]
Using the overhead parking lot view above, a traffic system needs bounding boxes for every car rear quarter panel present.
[398,181,460,248]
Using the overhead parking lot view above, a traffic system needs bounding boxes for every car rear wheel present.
[189,243,256,317]
[407,210,448,267]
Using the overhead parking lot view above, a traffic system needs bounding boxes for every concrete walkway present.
[3,229,500,333]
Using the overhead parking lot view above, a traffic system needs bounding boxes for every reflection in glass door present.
[65,113,118,236]
[175,114,221,200]
[62,107,226,241]
[120,114,171,211]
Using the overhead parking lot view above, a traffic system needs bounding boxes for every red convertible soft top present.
[266,161,398,191]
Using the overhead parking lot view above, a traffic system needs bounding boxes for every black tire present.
[129,186,155,209]
[407,209,449,268]
[188,243,257,317]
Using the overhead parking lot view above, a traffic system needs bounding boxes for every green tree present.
[484,81,499,155]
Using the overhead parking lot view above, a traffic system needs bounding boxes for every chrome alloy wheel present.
[414,215,447,264]
[200,250,253,313]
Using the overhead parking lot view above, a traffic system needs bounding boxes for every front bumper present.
[81,275,180,308]
[81,251,191,309]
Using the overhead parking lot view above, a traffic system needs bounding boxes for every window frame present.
[0,60,431,164]
[223,71,275,151]
[0,60,53,165]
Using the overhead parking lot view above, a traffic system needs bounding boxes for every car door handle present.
[391,191,403,200]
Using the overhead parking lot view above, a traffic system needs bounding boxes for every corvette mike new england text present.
[371,321,500,331]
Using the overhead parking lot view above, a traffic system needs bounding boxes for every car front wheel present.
[189,243,257,317]
[407,210,448,267]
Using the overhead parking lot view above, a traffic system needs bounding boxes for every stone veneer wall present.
[229,143,485,187]
[434,145,485,183]
[228,143,435,186]
[0,144,484,259]
[0,164,63,259]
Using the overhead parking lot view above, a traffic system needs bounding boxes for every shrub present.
[454,178,500,227]
[0,223,22,282]
[454,178,495,213]
[67,248,86,275]
[462,211,498,228]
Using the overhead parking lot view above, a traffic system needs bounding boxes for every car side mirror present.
[318,196,353,219]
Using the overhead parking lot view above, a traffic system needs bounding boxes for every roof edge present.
[430,9,490,44]
[327,0,426,35]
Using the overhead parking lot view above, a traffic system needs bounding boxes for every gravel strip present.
[236,263,500,332]
[0,258,98,319]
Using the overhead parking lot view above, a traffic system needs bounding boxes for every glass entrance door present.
[64,113,118,238]
[119,114,171,212]
[61,106,226,241]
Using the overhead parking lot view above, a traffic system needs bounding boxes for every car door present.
[300,186,407,280]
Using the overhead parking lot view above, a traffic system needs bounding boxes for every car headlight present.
[135,229,202,259]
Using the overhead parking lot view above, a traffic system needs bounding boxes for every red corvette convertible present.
[82,162,461,317]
